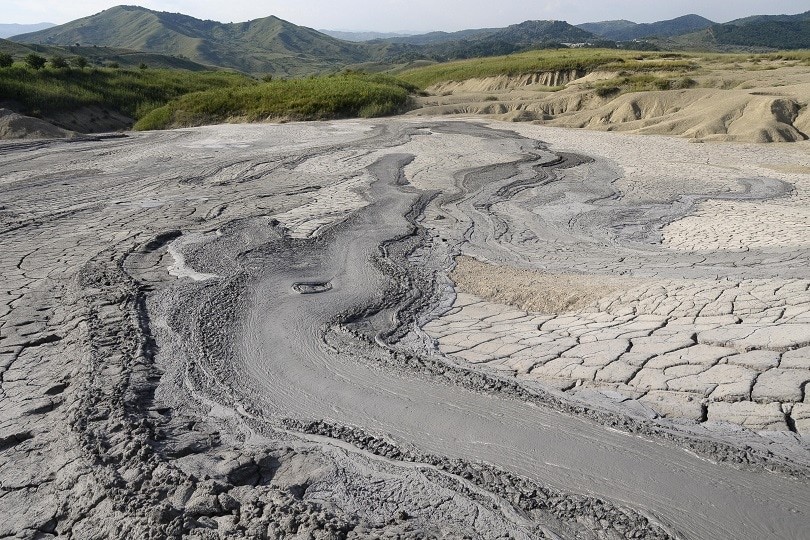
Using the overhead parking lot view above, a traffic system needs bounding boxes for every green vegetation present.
[25,53,46,70]
[398,49,699,88]
[0,64,252,121]
[50,55,68,69]
[135,73,418,130]
[0,38,215,72]
[0,53,12,68]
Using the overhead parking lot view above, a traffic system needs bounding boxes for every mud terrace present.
[1,119,809,539]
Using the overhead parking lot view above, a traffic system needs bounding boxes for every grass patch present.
[592,75,698,96]
[135,73,418,130]
[599,59,697,72]
[0,65,252,120]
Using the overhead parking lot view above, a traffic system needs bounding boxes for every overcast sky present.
[4,0,809,31]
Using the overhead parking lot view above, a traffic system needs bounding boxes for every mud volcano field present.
[1,119,809,539]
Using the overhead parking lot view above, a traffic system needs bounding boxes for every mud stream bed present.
[1,119,809,539]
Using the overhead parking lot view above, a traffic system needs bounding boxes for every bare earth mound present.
[410,58,810,143]
[0,108,76,140]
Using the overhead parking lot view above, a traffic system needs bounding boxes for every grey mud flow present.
[0,120,807,540]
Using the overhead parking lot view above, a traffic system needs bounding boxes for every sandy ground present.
[1,119,808,539]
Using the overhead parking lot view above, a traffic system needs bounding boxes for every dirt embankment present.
[411,62,810,143]
[0,104,133,140]
[0,108,76,140]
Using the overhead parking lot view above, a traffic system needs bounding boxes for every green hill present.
[11,5,373,76]
[709,20,810,49]
[488,20,593,44]
[724,11,810,26]
[0,38,212,70]
[665,12,810,51]
[576,20,637,37]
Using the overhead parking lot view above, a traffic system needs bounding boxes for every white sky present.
[3,1,809,31]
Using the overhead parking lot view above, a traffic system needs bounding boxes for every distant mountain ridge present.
[0,22,54,39]
[10,5,373,76]
[320,30,413,42]
[378,20,591,46]
[9,6,810,76]
[725,10,810,26]
[11,7,601,73]
[576,14,715,40]
[668,11,810,50]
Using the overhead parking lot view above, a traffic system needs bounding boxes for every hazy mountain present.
[372,20,596,63]
[320,30,413,42]
[576,20,636,37]
[0,22,54,39]
[488,20,593,44]
[10,5,373,76]
[577,14,714,40]
[379,27,500,45]
[379,20,591,46]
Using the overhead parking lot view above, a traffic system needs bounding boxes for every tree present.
[107,62,120,69]
[24,53,46,70]
[71,56,88,69]
[0,53,13,68]
[50,55,69,69]
[138,62,148,70]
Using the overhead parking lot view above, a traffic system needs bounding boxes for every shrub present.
[50,55,69,69]
[25,54,47,70]
[671,77,697,89]
[71,56,89,69]
[595,86,621,97]
[0,53,13,68]
[135,73,416,131]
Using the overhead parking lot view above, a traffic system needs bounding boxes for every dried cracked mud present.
[1,119,809,539]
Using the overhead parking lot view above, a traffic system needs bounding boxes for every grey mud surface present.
[1,119,809,539]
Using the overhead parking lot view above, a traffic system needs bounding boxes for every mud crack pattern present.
[1,120,808,539]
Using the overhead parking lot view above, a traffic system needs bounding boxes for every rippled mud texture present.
[1,120,809,540]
